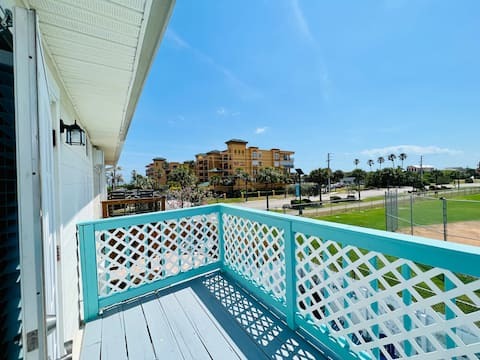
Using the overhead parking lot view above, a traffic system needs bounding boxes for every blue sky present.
[120,0,480,179]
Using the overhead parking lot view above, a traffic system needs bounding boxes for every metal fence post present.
[410,194,414,235]
[442,198,447,241]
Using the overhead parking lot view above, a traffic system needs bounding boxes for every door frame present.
[13,7,47,358]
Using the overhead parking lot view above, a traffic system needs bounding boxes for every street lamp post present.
[296,168,304,215]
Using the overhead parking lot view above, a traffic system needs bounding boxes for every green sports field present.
[313,193,480,231]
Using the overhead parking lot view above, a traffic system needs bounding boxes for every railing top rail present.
[219,204,480,277]
[101,197,165,205]
[78,203,480,276]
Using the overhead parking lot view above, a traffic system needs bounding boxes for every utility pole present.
[420,155,423,189]
[327,153,332,193]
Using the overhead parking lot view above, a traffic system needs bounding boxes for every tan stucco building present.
[195,139,294,183]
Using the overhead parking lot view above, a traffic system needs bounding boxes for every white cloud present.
[291,0,314,43]
[361,145,462,157]
[166,29,261,100]
[287,1,331,102]
[166,29,190,49]
[216,107,227,116]
[255,127,268,134]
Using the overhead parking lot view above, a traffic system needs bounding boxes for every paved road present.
[233,187,411,212]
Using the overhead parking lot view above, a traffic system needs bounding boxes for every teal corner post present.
[78,223,100,322]
[284,219,297,330]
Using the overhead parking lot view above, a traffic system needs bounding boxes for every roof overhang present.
[23,0,175,164]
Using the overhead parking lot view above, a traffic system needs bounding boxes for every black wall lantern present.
[60,119,85,146]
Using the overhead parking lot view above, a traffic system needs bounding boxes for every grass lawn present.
[313,192,480,231]
[205,197,244,204]
[313,207,386,230]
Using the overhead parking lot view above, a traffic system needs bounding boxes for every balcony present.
[78,205,480,359]
[281,159,295,168]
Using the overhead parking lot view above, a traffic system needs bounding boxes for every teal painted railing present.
[78,204,480,359]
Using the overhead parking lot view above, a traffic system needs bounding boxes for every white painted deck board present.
[158,293,212,360]
[141,296,185,359]
[80,320,101,360]
[80,272,327,360]
[174,288,243,360]
[100,310,128,359]
[122,301,156,359]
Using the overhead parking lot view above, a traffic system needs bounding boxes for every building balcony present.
[78,205,480,359]
[281,159,294,168]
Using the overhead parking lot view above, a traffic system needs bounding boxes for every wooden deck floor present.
[80,272,328,359]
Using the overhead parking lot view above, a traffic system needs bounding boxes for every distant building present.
[195,139,294,183]
[340,177,356,185]
[146,158,194,187]
[406,165,434,173]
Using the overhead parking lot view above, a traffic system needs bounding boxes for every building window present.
[252,152,257,159]
[274,153,279,160]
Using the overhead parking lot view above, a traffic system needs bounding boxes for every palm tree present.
[309,168,329,202]
[210,175,221,195]
[106,165,123,189]
[353,158,360,169]
[399,153,407,169]
[351,169,366,200]
[377,157,385,170]
[367,159,374,171]
[235,169,251,201]
[388,154,397,168]
[256,167,284,210]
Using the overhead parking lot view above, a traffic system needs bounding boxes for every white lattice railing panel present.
[295,233,480,359]
[222,213,286,302]
[96,214,219,297]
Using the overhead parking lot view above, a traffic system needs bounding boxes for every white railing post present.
[285,219,297,330]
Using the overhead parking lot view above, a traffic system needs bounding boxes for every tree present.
[388,154,396,168]
[236,169,252,201]
[308,168,329,202]
[399,153,407,169]
[210,175,221,194]
[256,167,284,210]
[431,169,442,185]
[354,158,360,169]
[332,169,344,183]
[367,159,374,171]
[351,169,366,200]
[167,167,197,207]
[377,156,385,170]
[106,165,123,190]
[256,167,284,188]
[168,166,197,189]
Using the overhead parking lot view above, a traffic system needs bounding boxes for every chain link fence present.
[385,188,480,245]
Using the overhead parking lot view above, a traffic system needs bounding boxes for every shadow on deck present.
[80,272,328,359]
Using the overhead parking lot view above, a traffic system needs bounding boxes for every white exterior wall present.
[42,48,103,346]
